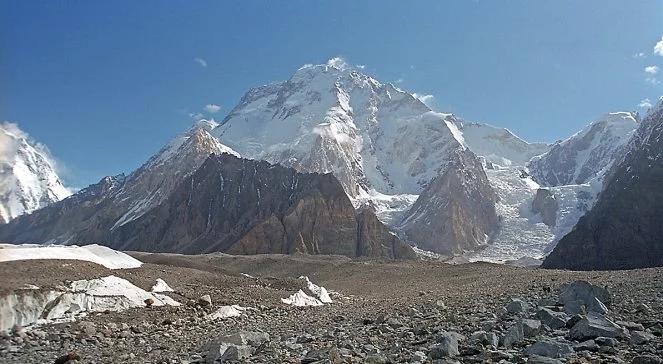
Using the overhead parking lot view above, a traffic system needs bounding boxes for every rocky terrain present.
[1,253,661,363]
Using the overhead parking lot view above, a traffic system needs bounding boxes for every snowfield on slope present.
[0,244,142,269]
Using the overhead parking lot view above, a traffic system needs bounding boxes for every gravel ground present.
[1,253,662,363]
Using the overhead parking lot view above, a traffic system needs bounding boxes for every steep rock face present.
[528,112,638,186]
[111,154,414,259]
[400,150,499,255]
[0,123,235,244]
[542,102,663,270]
[0,123,70,223]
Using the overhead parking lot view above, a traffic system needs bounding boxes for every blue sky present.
[2,1,662,187]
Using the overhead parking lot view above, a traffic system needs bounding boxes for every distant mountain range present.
[1,60,659,269]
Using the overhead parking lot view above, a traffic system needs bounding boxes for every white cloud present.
[638,98,653,109]
[646,77,660,85]
[645,65,659,75]
[655,37,663,56]
[412,93,435,106]
[356,64,366,69]
[633,52,646,59]
[193,57,208,68]
[205,104,221,114]
[395,78,404,84]
[327,57,348,70]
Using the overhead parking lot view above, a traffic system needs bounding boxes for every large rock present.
[568,313,626,341]
[542,104,663,270]
[536,308,567,330]
[559,281,611,315]
[525,340,574,358]
[204,331,270,364]
[430,331,460,358]
[501,322,524,348]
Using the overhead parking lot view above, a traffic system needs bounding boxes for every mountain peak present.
[0,122,70,223]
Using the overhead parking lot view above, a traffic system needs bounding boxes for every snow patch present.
[299,276,332,304]
[208,305,253,320]
[281,290,324,307]
[0,244,142,269]
[0,275,179,331]
[150,278,174,293]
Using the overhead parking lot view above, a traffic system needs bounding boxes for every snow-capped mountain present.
[214,58,467,199]
[213,58,498,254]
[0,123,70,223]
[543,99,663,270]
[450,119,550,166]
[528,112,639,187]
[0,122,233,243]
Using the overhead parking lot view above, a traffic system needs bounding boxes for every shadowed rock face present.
[400,150,499,255]
[0,153,414,260]
[543,104,663,270]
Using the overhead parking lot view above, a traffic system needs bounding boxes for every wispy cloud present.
[638,98,652,109]
[193,57,208,68]
[412,93,435,107]
[645,65,659,75]
[633,52,646,59]
[646,77,660,85]
[189,112,204,120]
[655,37,663,56]
[205,104,221,114]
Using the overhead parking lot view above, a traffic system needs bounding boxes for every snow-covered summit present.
[214,58,466,201]
[0,123,70,223]
[527,112,639,186]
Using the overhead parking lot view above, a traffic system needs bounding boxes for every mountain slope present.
[542,101,663,270]
[528,112,639,186]
[111,154,415,259]
[0,123,70,223]
[0,122,234,243]
[451,119,550,166]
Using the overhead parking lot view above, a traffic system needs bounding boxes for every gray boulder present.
[521,319,542,337]
[470,331,499,348]
[559,281,611,314]
[536,307,567,330]
[630,330,655,345]
[568,313,626,341]
[431,331,460,358]
[525,339,574,358]
[506,299,529,314]
[501,323,524,348]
